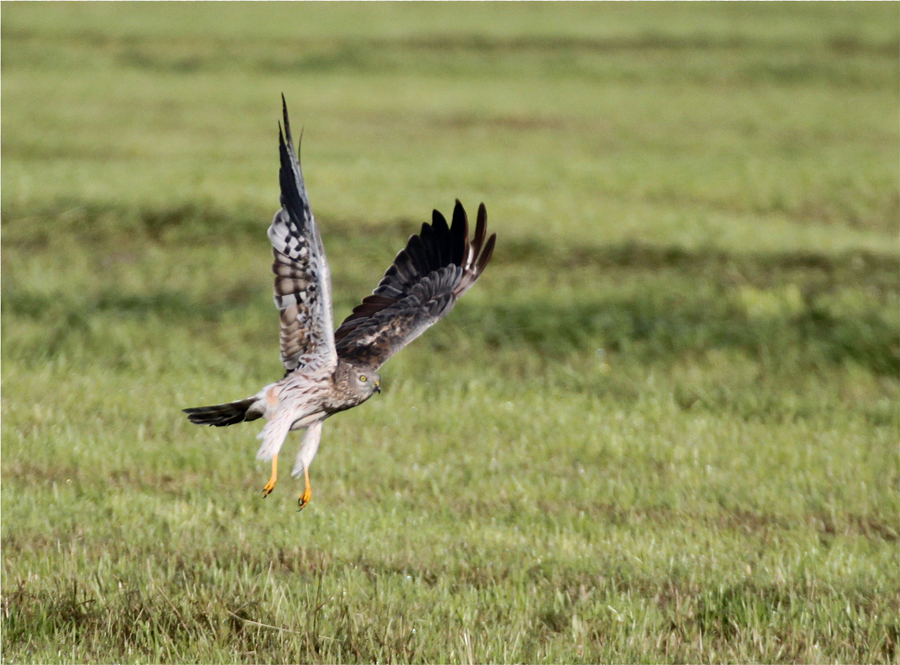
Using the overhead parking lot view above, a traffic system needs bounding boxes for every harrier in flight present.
[184,98,496,510]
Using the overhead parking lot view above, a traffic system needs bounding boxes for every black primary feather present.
[334,200,496,369]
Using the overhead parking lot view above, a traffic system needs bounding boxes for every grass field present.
[2,3,899,662]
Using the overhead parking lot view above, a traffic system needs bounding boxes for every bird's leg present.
[262,454,277,497]
[297,465,312,510]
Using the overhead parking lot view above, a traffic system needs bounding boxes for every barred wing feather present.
[269,96,337,374]
[335,200,495,369]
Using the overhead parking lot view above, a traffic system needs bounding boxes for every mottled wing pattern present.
[269,96,337,374]
[334,200,495,369]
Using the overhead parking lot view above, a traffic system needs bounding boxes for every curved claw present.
[262,455,277,498]
[297,464,312,511]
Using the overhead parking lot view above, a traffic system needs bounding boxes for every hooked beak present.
[374,379,381,394]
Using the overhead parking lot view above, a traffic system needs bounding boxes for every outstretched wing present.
[334,200,495,369]
[269,96,337,374]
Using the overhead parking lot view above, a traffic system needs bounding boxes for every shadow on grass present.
[4,241,897,377]
[472,295,897,376]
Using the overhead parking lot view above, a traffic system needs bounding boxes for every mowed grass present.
[2,3,899,663]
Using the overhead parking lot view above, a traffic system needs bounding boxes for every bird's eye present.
[359,375,367,382]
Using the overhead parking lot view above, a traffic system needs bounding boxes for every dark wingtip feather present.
[449,201,469,267]
[453,199,467,235]
[470,202,487,258]
[419,222,440,267]
[281,94,292,146]
[432,209,449,233]
[476,233,497,274]
[430,209,451,265]
[405,234,431,274]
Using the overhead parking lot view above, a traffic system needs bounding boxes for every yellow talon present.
[297,464,312,510]
[262,455,277,497]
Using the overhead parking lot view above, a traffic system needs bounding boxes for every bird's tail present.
[183,397,262,427]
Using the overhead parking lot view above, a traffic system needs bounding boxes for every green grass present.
[2,3,898,663]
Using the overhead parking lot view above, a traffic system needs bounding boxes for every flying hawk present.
[183,98,496,510]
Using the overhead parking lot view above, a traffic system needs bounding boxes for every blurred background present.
[3,3,898,663]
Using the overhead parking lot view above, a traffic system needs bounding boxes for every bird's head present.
[350,365,381,398]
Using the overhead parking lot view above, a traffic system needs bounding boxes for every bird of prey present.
[183,98,496,510]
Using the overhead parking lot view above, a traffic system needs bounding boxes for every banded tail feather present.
[183,397,263,427]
